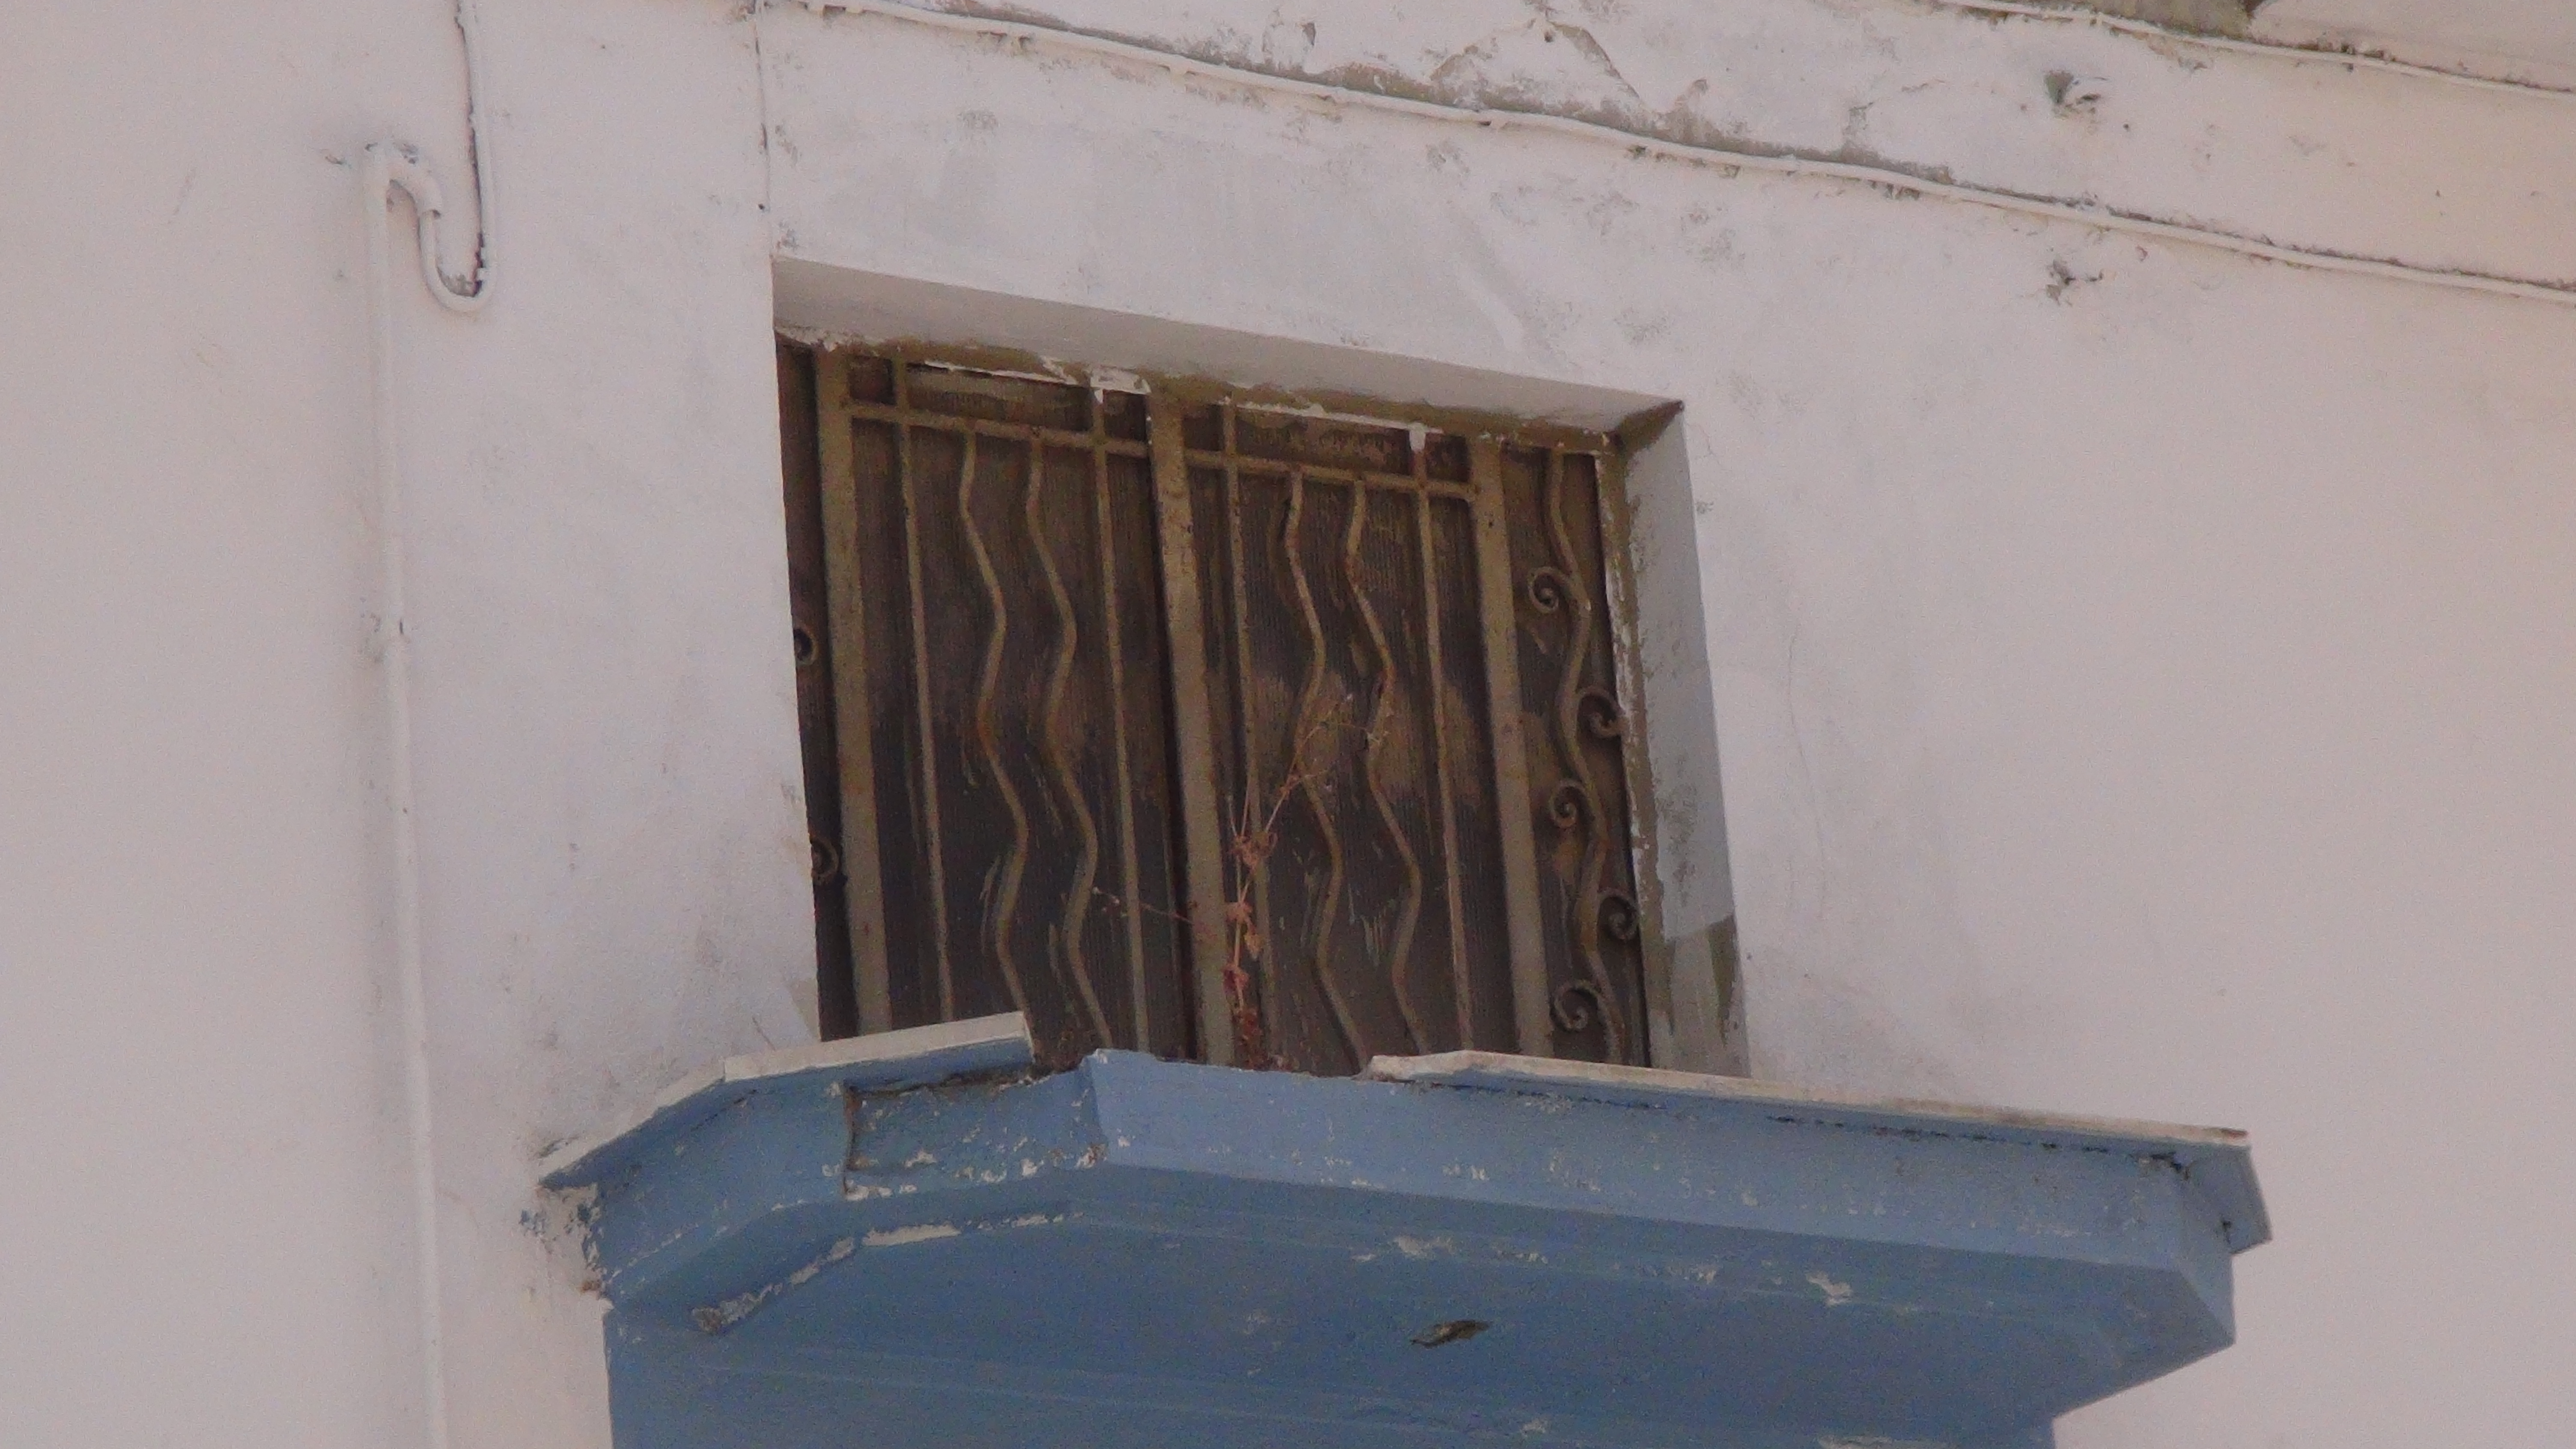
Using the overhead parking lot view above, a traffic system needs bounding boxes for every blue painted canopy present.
[545,1016,2264,1449]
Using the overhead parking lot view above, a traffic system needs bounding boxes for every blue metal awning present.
[543,1016,2265,1449]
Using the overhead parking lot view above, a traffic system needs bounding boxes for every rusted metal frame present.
[1346,480,1425,1052]
[890,361,957,1020]
[845,400,1150,459]
[1181,448,1475,501]
[1025,432,1111,1047]
[1411,447,1475,1051]
[1282,468,1363,1066]
[1219,402,1280,1041]
[814,350,895,1036]
[1177,382,1618,456]
[1468,435,1554,1058]
[1091,395,1151,1051]
[1146,397,1237,1066]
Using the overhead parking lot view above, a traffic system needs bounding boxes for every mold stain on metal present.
[1411,1318,1492,1348]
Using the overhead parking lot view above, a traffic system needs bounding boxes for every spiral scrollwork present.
[1598,891,1639,943]
[1551,980,1606,1034]
[1546,778,1589,832]
[1525,565,1573,614]
[1577,686,1623,739]
[1533,450,1631,1062]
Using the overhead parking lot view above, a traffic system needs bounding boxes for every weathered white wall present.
[4,3,809,1446]
[2258,0,2576,85]
[4,2,2573,1448]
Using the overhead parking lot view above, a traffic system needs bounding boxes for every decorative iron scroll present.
[793,346,1644,1073]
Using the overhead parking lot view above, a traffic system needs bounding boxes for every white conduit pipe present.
[799,0,2576,310]
[362,6,494,1449]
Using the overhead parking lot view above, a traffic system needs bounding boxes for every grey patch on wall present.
[2047,0,2261,38]
[2045,257,2104,301]
[1649,915,1747,1076]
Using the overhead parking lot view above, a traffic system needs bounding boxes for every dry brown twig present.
[1216,690,1377,1069]
[1089,689,1382,1069]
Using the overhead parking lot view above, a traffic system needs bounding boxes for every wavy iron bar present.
[1027,435,1114,1049]
[957,431,1032,1022]
[1348,488,1428,1055]
[1282,469,1366,1067]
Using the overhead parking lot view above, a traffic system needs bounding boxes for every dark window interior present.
[781,341,1644,1076]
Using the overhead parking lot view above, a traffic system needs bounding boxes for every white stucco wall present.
[4,3,2572,1448]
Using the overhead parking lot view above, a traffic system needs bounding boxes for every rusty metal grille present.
[785,344,1644,1075]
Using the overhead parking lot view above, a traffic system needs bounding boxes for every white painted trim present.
[535,1014,1034,1185]
[1364,1048,2249,1149]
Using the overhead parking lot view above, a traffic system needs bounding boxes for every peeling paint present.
[690,1236,857,1334]
[863,1222,964,1247]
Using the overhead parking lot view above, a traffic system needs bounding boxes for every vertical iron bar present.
[1220,402,1279,1040]
[891,361,957,1020]
[814,351,894,1034]
[1092,396,1151,1051]
[1413,444,1475,1051]
[1148,397,1237,1066]
[1469,435,1553,1057]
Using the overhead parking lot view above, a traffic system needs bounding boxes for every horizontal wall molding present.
[787,0,2576,311]
[1939,0,2576,98]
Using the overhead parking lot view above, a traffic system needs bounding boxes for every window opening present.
[782,342,1646,1075]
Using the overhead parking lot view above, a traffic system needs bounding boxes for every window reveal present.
[783,343,1645,1076]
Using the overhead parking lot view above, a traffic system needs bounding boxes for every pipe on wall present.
[359,5,495,1449]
